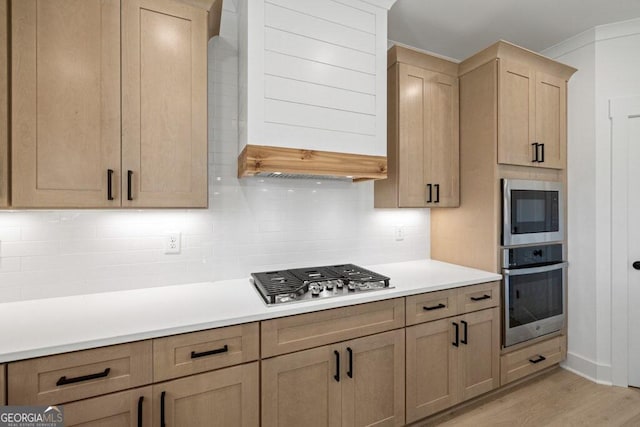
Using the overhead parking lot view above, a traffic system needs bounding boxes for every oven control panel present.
[503,243,563,269]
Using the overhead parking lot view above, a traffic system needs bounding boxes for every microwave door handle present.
[504,262,568,276]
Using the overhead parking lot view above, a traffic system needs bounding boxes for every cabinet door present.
[0,364,5,405]
[398,63,430,207]
[427,73,459,207]
[63,386,152,427]
[498,60,536,168]
[122,0,208,208]
[154,362,259,427]
[342,330,405,427]
[262,346,341,427]
[406,319,457,423]
[535,72,566,169]
[11,0,121,208]
[0,0,7,208]
[458,307,500,401]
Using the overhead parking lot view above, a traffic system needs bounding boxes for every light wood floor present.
[419,368,640,426]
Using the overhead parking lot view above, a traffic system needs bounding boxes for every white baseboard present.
[561,352,612,385]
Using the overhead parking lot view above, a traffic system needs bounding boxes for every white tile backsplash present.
[0,4,429,302]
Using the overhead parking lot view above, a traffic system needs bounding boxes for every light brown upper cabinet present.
[375,46,459,208]
[498,60,567,169]
[122,0,207,208]
[10,0,211,208]
[11,0,121,208]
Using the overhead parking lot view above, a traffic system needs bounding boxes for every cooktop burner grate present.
[251,264,391,305]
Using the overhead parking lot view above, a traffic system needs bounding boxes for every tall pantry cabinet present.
[9,0,209,209]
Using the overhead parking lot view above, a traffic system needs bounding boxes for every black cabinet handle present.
[529,355,547,364]
[137,396,144,427]
[461,320,468,345]
[532,143,539,162]
[633,261,640,270]
[452,322,459,347]
[426,184,433,203]
[470,294,491,301]
[539,143,545,163]
[127,170,134,201]
[347,347,353,379]
[56,367,110,386]
[191,344,228,359]
[107,169,114,201]
[334,350,340,382]
[160,391,166,427]
[423,303,446,311]
[434,184,440,203]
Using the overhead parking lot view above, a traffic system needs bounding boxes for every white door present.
[611,96,640,387]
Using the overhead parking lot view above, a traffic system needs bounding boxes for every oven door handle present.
[504,262,568,276]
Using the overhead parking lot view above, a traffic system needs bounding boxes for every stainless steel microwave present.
[502,179,564,246]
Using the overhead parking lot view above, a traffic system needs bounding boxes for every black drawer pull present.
[426,184,433,203]
[107,169,114,201]
[161,391,166,427]
[529,355,547,364]
[347,347,353,379]
[56,367,111,386]
[452,322,459,347]
[423,303,446,311]
[334,350,340,382]
[137,396,144,427]
[532,143,539,162]
[434,183,440,203]
[461,320,468,345]
[470,294,491,301]
[191,344,228,359]
[127,170,134,201]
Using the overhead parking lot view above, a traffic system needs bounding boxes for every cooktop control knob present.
[325,281,334,290]
[311,284,323,296]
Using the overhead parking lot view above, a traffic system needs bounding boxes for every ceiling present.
[388,0,640,61]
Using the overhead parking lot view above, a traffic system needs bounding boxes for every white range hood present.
[236,0,397,181]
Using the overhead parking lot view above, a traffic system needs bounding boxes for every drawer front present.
[457,281,500,314]
[406,289,458,325]
[153,323,259,382]
[500,335,566,385]
[8,340,152,405]
[261,298,405,357]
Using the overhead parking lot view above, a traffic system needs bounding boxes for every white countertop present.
[0,259,501,363]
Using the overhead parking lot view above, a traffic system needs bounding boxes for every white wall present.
[543,17,640,385]
[0,2,430,303]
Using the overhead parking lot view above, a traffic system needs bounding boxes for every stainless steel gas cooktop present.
[251,264,392,305]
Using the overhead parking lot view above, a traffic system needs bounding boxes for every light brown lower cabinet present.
[153,362,259,427]
[501,335,566,385]
[262,329,405,427]
[406,307,500,423]
[62,386,152,427]
[0,363,5,405]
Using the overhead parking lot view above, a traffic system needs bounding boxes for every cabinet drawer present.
[261,299,405,357]
[406,289,458,325]
[153,323,259,382]
[457,281,500,313]
[500,335,566,385]
[8,340,152,405]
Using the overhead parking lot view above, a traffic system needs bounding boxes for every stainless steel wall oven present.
[503,243,566,347]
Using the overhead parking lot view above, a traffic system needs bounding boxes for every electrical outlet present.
[394,226,404,241]
[165,233,181,254]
